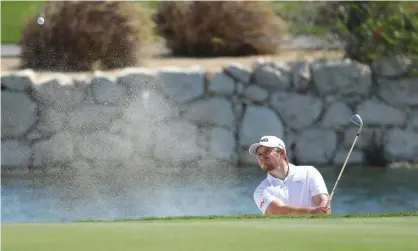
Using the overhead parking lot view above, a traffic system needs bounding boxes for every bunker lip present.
[72,212,418,223]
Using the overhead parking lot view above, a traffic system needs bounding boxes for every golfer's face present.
[256,146,280,171]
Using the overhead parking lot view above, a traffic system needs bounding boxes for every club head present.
[351,114,363,127]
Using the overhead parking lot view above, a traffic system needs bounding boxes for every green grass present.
[3,213,418,251]
[1,1,45,43]
[270,1,329,36]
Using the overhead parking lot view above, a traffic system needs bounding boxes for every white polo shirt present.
[253,163,329,214]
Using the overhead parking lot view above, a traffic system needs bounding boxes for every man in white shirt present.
[249,136,331,216]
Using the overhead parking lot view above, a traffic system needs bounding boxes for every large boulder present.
[270,91,323,130]
[254,59,291,89]
[332,149,364,165]
[295,128,337,165]
[76,131,133,162]
[372,55,414,78]
[377,77,418,108]
[312,59,372,97]
[283,130,297,162]
[33,132,74,167]
[157,67,206,103]
[407,111,418,132]
[243,85,269,103]
[292,61,311,92]
[208,72,235,95]
[66,105,121,132]
[37,108,66,133]
[25,107,66,141]
[1,140,32,167]
[202,127,237,162]
[1,92,37,138]
[1,69,35,91]
[116,67,158,97]
[109,119,156,156]
[239,150,259,166]
[239,106,284,148]
[182,97,235,129]
[32,74,86,111]
[320,101,353,129]
[91,73,127,105]
[344,127,383,150]
[356,100,407,126]
[153,120,202,163]
[123,89,179,125]
[223,63,252,84]
[384,129,418,162]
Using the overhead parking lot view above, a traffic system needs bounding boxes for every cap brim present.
[248,142,285,155]
[249,143,262,155]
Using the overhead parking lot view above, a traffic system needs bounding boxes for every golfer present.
[249,136,331,216]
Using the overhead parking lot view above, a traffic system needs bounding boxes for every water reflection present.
[1,165,418,223]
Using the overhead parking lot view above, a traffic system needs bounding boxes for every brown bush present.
[153,1,285,57]
[19,1,153,71]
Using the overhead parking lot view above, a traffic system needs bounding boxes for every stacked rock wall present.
[2,57,418,172]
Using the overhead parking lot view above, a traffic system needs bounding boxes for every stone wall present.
[2,57,418,172]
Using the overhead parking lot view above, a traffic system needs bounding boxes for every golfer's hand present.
[312,206,331,215]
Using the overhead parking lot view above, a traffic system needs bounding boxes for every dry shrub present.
[19,1,153,71]
[153,1,285,57]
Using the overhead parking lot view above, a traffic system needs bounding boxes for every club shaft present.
[327,126,362,206]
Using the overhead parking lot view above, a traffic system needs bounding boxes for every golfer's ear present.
[279,148,287,160]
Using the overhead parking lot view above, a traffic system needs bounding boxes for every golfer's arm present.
[264,200,314,215]
[313,193,329,207]
[310,167,330,208]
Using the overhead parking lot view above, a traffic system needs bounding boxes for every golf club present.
[326,114,363,208]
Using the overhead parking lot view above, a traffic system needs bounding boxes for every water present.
[2,165,418,223]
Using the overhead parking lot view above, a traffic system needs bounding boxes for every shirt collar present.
[267,163,296,184]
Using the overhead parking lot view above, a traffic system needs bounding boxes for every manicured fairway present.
[1,1,45,44]
[3,214,418,251]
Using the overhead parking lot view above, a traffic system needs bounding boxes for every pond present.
[2,164,418,223]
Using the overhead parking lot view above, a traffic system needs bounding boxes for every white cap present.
[248,136,286,156]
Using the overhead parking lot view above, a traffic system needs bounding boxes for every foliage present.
[153,1,286,57]
[19,1,153,71]
[271,1,329,37]
[313,1,418,65]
